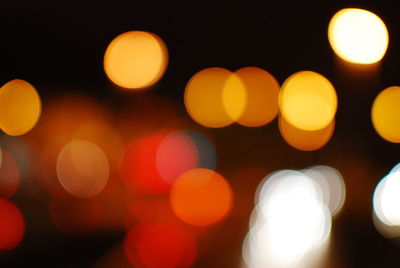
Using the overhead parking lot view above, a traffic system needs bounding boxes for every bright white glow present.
[244,170,331,268]
[328,8,389,64]
[373,171,400,226]
[304,165,346,217]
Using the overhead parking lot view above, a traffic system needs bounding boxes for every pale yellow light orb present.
[0,79,41,136]
[279,71,337,131]
[104,31,168,90]
[328,8,389,64]
[371,86,400,143]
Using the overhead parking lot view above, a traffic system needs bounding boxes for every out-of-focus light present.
[0,199,25,249]
[104,31,168,89]
[184,67,247,128]
[222,73,248,122]
[0,79,41,136]
[156,131,199,184]
[0,150,20,198]
[278,115,334,151]
[235,67,280,127]
[57,140,109,199]
[245,170,331,268]
[304,165,346,217]
[120,135,170,195]
[371,86,400,143]
[328,8,389,64]
[184,130,216,170]
[124,223,197,268]
[170,168,233,226]
[156,130,217,184]
[279,71,337,131]
[49,197,100,236]
[73,120,124,171]
[373,171,400,226]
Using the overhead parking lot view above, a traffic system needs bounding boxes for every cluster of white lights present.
[243,166,345,268]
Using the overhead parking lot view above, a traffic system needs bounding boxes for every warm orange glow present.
[371,86,400,143]
[0,199,25,249]
[73,120,124,171]
[328,8,389,64]
[170,168,233,226]
[235,67,280,127]
[57,140,109,199]
[184,68,246,128]
[124,223,196,268]
[0,79,41,136]
[104,31,168,89]
[279,71,337,131]
[0,150,20,198]
[279,115,335,151]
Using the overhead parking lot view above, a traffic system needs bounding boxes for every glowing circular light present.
[247,169,331,268]
[373,171,400,226]
[120,135,170,195]
[371,86,400,143]
[124,223,196,268]
[170,168,233,226]
[0,199,25,249]
[0,79,41,136]
[235,67,280,127]
[279,71,337,131]
[104,31,168,89]
[328,8,389,64]
[156,131,199,184]
[156,130,217,184]
[73,120,124,171]
[304,165,346,217]
[184,68,247,128]
[56,140,109,199]
[0,150,20,198]
[278,115,334,151]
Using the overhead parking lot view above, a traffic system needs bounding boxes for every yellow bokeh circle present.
[372,86,400,143]
[279,71,337,131]
[279,115,334,151]
[184,67,247,128]
[104,31,168,90]
[0,79,41,136]
[328,8,389,64]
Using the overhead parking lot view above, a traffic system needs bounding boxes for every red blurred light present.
[0,199,25,249]
[124,222,197,268]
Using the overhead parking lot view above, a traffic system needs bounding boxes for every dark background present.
[1,0,400,267]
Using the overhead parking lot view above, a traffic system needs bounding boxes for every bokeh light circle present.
[0,79,41,136]
[371,86,400,143]
[0,199,25,249]
[279,71,337,131]
[56,140,109,198]
[184,67,247,128]
[235,67,280,127]
[170,168,233,226]
[124,223,197,268]
[373,171,400,226]
[278,115,334,151]
[328,8,389,64]
[104,31,168,89]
